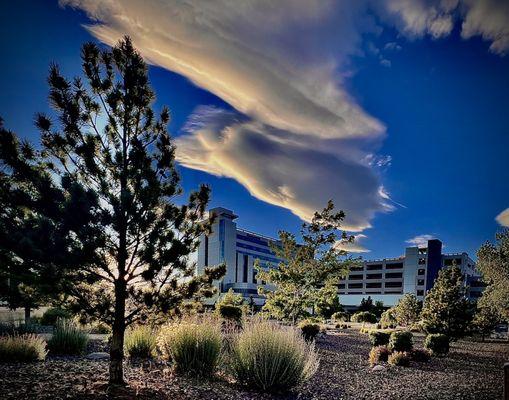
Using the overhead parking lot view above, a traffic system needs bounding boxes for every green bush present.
[298,320,321,341]
[157,317,222,376]
[47,319,88,355]
[351,311,377,324]
[125,326,156,358]
[368,330,390,347]
[231,320,319,392]
[331,311,350,322]
[217,304,243,323]
[335,323,349,329]
[369,345,390,366]
[0,334,47,362]
[411,348,431,362]
[388,351,410,366]
[40,308,71,326]
[380,309,397,329]
[424,333,450,356]
[388,331,413,352]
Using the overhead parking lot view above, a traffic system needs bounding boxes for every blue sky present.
[1,0,508,259]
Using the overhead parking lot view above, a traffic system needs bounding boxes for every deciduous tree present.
[256,201,357,323]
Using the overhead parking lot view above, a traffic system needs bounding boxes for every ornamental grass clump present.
[369,345,390,366]
[157,317,222,376]
[388,351,411,366]
[0,334,47,362]
[231,319,319,392]
[47,319,88,355]
[125,325,157,359]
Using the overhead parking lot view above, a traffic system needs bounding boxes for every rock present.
[372,364,386,372]
[85,352,109,360]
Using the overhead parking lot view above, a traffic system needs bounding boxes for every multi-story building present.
[196,207,483,307]
[196,207,283,306]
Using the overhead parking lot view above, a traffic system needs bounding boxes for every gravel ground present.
[0,329,507,399]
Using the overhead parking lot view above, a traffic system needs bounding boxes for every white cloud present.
[461,0,509,56]
[60,0,509,233]
[335,234,371,253]
[406,234,438,247]
[496,208,509,227]
[177,106,392,231]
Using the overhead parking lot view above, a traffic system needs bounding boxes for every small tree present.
[25,37,223,384]
[257,201,357,323]
[421,265,473,340]
[473,289,503,341]
[393,294,422,327]
[476,230,509,320]
[358,296,374,312]
[315,280,343,319]
[372,300,385,318]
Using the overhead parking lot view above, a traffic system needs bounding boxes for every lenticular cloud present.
[60,0,508,235]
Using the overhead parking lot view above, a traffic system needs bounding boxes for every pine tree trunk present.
[109,281,126,385]
[24,305,31,324]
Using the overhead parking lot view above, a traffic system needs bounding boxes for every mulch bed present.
[0,329,506,399]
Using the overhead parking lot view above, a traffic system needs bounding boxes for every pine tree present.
[0,119,80,322]
[476,230,509,320]
[393,293,421,327]
[473,287,503,341]
[30,37,224,384]
[256,200,357,323]
[421,265,473,339]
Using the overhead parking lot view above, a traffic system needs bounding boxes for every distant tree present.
[421,265,473,340]
[476,230,509,320]
[473,288,503,341]
[358,296,374,312]
[29,37,224,384]
[372,300,386,318]
[257,201,358,324]
[393,294,422,327]
[380,308,398,329]
[315,280,343,319]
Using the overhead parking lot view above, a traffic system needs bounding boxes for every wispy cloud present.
[496,208,509,227]
[335,234,371,253]
[60,0,509,232]
[406,234,438,247]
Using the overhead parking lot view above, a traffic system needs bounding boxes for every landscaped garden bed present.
[0,328,505,400]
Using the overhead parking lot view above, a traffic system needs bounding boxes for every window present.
[418,268,425,275]
[243,254,248,283]
[418,258,426,265]
[385,272,403,279]
[386,262,403,269]
[417,290,424,296]
[348,283,363,289]
[338,284,345,289]
[253,268,257,284]
[366,273,382,279]
[366,264,383,270]
[366,282,382,288]
[204,235,209,266]
[417,279,425,286]
[349,274,363,280]
[350,265,364,271]
[385,281,402,288]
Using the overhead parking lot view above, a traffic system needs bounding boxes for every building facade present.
[196,207,483,307]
